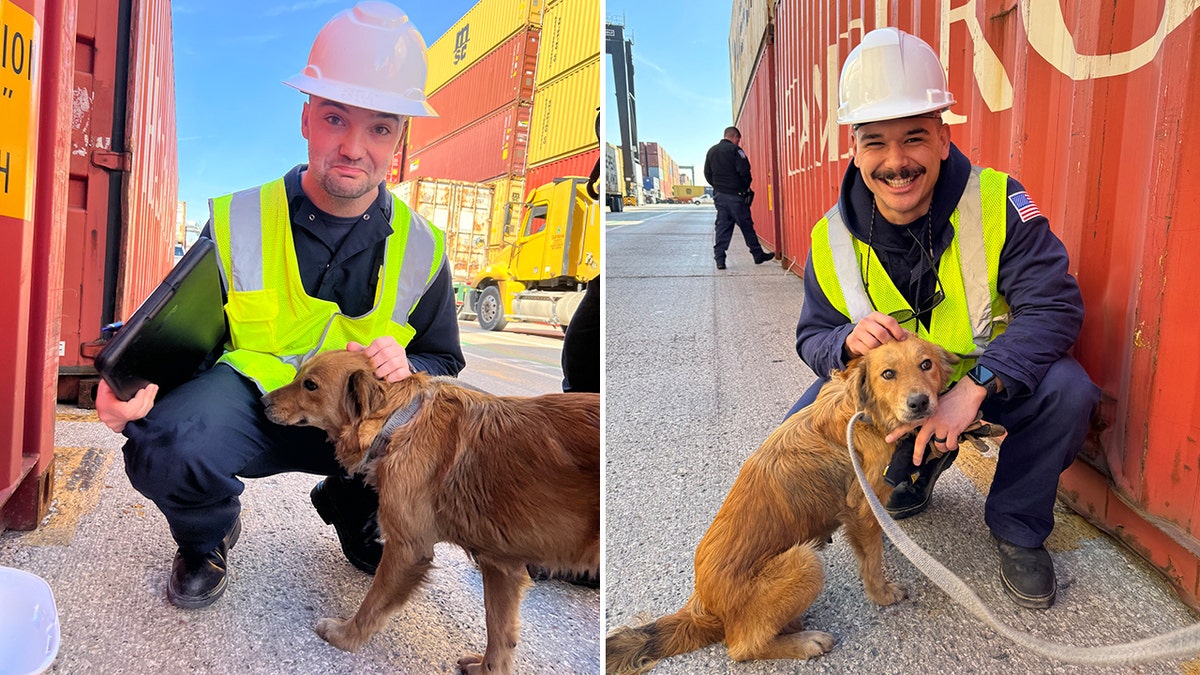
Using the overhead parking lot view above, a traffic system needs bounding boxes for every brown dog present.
[262,350,600,674]
[606,336,958,673]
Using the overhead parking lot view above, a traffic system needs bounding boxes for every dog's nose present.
[907,393,930,415]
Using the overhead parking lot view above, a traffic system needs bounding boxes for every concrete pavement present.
[604,204,1200,674]
[0,328,599,675]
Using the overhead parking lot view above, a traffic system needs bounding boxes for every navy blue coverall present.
[703,138,767,264]
[790,144,1100,549]
[121,165,465,556]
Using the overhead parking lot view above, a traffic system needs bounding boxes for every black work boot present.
[754,250,774,264]
[885,448,959,519]
[715,258,727,270]
[310,476,383,574]
[168,517,241,609]
[996,536,1057,609]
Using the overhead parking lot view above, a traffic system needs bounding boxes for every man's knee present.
[1037,357,1100,422]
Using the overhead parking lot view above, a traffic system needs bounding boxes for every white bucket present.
[0,567,60,675]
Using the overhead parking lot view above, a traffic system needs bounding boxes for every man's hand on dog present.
[348,336,412,383]
[886,384,987,466]
[96,380,158,433]
[845,312,907,358]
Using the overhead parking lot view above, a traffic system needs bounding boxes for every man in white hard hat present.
[789,27,1099,609]
[94,2,464,608]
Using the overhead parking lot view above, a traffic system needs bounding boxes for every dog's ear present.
[344,369,386,421]
[841,355,872,412]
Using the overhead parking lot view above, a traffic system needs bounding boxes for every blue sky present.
[171,0,477,232]
[604,0,735,186]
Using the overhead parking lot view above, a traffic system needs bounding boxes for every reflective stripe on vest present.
[210,177,445,392]
[813,166,1009,370]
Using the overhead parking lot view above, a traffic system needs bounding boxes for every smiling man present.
[94,2,465,609]
[788,27,1099,610]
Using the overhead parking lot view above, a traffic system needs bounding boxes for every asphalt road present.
[0,323,599,675]
[604,205,1200,674]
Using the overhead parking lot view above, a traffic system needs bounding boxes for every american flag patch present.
[1009,191,1043,222]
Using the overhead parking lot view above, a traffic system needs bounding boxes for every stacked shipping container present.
[524,0,601,195]
[398,0,545,185]
[732,1,1200,609]
[639,141,681,201]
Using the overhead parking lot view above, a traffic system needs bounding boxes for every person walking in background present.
[703,126,774,269]
[94,1,465,609]
[790,27,1099,609]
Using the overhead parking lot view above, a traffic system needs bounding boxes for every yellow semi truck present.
[464,177,600,331]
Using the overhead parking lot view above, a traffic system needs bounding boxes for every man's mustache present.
[872,166,926,182]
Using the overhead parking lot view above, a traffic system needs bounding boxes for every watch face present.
[973,365,995,383]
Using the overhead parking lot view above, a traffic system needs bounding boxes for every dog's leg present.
[843,506,907,605]
[722,543,835,662]
[456,560,531,675]
[315,540,434,652]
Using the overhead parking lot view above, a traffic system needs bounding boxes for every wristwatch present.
[967,364,1001,398]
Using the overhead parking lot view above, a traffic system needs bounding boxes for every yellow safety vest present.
[209,177,445,392]
[810,166,1010,381]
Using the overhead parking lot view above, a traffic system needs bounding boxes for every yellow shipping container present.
[390,178,495,284]
[483,175,526,249]
[526,59,600,166]
[426,0,545,95]
[534,0,600,86]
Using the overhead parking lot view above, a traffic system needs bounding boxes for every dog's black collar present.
[357,395,423,473]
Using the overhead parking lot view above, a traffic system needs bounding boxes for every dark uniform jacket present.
[202,164,465,377]
[795,143,1084,399]
[703,139,752,195]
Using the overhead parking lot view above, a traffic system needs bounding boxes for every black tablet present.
[95,238,226,401]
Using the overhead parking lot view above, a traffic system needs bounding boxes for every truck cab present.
[467,177,599,331]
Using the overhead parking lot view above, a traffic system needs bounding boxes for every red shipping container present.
[403,103,531,184]
[408,27,539,154]
[522,148,599,198]
[734,45,780,255]
[765,0,1200,608]
[58,0,177,401]
[0,0,45,529]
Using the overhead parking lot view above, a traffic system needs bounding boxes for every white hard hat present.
[837,27,955,126]
[283,1,437,117]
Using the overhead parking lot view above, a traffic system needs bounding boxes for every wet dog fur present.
[262,350,600,675]
[605,336,957,673]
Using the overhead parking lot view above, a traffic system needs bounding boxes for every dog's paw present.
[870,581,908,606]
[315,617,361,652]
[798,630,836,658]
[456,653,485,674]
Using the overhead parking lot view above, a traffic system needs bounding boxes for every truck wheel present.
[477,286,508,331]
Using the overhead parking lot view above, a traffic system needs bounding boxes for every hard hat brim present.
[837,100,954,126]
[283,75,438,118]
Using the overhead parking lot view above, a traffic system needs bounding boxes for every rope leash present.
[845,410,1200,665]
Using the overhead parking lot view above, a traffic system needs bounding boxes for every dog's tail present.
[605,599,724,675]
